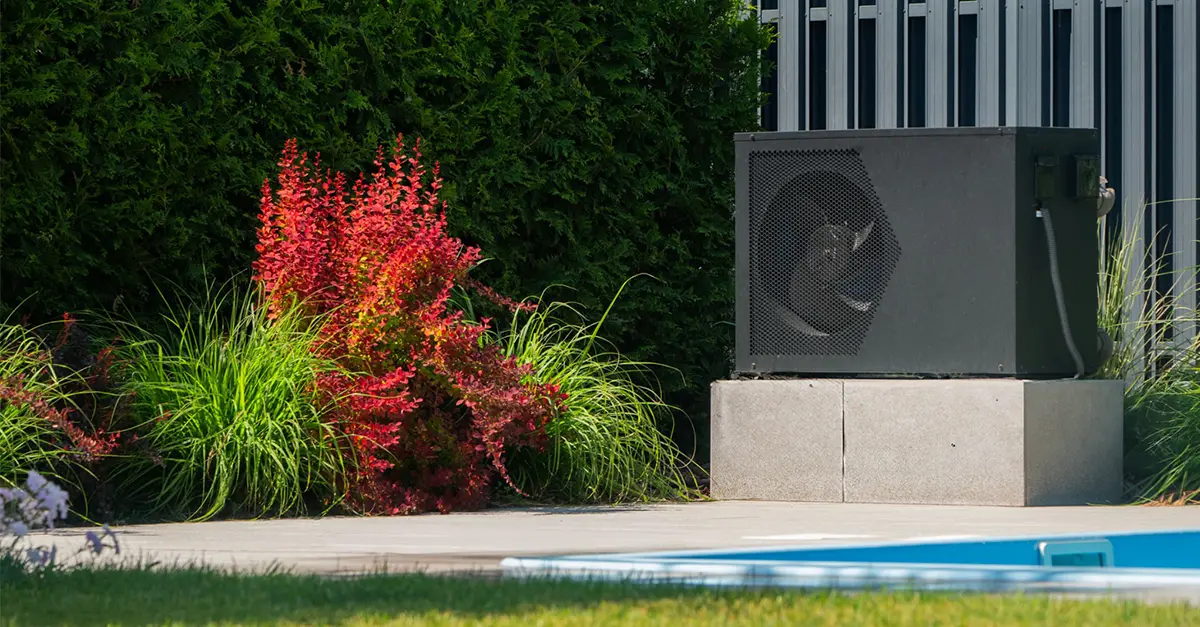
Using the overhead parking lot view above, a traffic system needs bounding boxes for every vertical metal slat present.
[953,1,963,126]
[1013,0,1043,125]
[1147,0,1161,370]
[977,0,1002,125]
[778,0,802,131]
[804,2,813,129]
[877,0,901,128]
[828,0,852,130]
[1069,0,1096,128]
[1122,0,1149,376]
[1173,0,1199,342]
[1005,0,1017,124]
[902,2,911,127]
[1100,1,1108,174]
[853,2,862,129]
[926,0,952,127]
[758,10,777,130]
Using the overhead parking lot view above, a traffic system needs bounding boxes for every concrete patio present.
[35,501,1199,578]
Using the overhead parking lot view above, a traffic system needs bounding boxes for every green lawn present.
[2,567,1197,626]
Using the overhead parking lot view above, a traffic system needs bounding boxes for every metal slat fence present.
[754,0,1199,366]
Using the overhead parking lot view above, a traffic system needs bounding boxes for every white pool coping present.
[500,527,1200,596]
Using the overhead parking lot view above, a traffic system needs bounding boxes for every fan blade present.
[851,222,874,251]
[837,293,872,313]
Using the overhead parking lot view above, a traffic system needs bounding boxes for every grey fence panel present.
[758,0,1200,365]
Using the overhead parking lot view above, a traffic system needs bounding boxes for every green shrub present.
[1096,206,1200,503]
[495,279,697,503]
[1,0,770,443]
[111,284,347,521]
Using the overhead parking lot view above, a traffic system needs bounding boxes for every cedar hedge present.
[1,0,769,454]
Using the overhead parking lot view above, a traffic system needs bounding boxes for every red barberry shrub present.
[48,315,129,464]
[254,136,564,514]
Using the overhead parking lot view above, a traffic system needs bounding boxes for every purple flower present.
[26,472,69,526]
[2,472,72,538]
[24,471,47,494]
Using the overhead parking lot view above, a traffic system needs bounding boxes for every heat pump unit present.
[735,127,1101,377]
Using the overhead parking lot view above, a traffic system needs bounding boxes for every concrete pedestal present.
[710,378,1124,506]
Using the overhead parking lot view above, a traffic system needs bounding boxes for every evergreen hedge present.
[1,0,769,451]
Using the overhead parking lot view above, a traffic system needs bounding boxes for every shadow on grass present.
[0,566,744,626]
[3,564,1198,626]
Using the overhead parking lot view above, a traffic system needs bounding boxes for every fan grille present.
[747,149,901,357]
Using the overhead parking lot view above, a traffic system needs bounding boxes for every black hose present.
[1039,206,1086,379]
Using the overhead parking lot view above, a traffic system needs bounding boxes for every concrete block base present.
[710,378,1124,506]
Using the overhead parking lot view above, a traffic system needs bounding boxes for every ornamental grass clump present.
[254,136,564,515]
[112,284,346,521]
[497,280,697,503]
[1096,207,1200,504]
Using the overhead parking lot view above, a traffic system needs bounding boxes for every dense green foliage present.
[1,0,769,448]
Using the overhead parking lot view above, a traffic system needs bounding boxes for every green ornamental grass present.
[1096,200,1200,503]
[496,278,698,503]
[111,284,347,521]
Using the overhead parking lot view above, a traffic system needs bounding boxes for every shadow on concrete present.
[522,505,655,516]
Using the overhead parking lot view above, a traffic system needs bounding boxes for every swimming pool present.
[500,529,1200,595]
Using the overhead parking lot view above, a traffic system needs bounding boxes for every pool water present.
[501,529,1200,595]
[664,530,1200,569]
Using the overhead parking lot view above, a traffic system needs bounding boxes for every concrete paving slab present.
[32,501,1200,578]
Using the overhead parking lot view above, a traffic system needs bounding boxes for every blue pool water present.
[665,530,1200,570]
[501,529,1200,595]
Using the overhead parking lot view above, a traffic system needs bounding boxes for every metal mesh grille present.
[747,149,901,357]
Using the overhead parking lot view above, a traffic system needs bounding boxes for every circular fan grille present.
[748,149,900,356]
